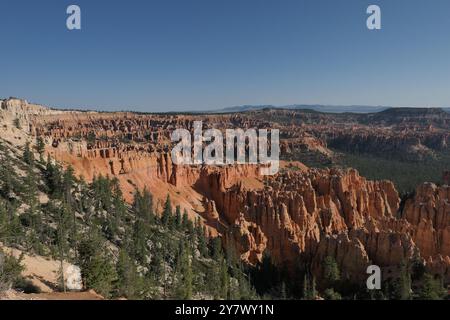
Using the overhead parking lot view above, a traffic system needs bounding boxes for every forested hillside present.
[0,138,256,299]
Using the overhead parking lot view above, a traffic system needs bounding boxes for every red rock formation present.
[402,183,450,259]
[196,166,449,283]
[16,104,449,285]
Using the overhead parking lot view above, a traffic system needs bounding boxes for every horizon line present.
[1,96,449,114]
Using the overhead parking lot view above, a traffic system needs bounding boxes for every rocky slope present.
[221,168,449,283]
[2,98,449,288]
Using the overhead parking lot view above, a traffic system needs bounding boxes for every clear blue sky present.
[1,0,449,111]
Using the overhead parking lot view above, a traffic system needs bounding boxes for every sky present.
[1,0,450,111]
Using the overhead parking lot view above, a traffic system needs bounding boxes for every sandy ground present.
[0,289,104,300]
[1,245,105,300]
[1,245,77,293]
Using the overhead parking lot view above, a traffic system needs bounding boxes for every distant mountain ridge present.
[212,104,450,114]
[213,104,391,114]
[2,96,449,114]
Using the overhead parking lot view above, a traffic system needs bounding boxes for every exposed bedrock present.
[15,101,449,285]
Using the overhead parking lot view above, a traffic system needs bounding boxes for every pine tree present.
[36,136,45,162]
[161,194,172,226]
[0,202,7,240]
[116,247,139,299]
[23,141,34,165]
[302,273,317,300]
[323,288,342,300]
[0,152,15,199]
[130,188,154,264]
[411,252,426,281]
[0,201,23,246]
[237,270,255,299]
[219,258,229,299]
[174,243,193,299]
[391,260,412,300]
[132,187,154,224]
[62,166,75,204]
[13,117,21,129]
[210,237,223,260]
[0,248,25,291]
[23,165,39,212]
[132,218,149,264]
[22,165,42,253]
[149,245,164,280]
[197,225,208,257]
[195,217,202,235]
[280,281,287,300]
[419,273,446,300]
[77,232,117,298]
[311,276,317,299]
[174,206,182,230]
[87,131,96,146]
[181,209,188,228]
[45,155,63,197]
[54,201,73,291]
[91,174,113,211]
[186,219,194,235]
[109,178,126,237]
[184,253,193,299]
[323,256,340,290]
[59,166,80,253]
[55,202,71,263]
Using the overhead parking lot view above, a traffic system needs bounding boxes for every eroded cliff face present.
[217,169,410,280]
[4,99,448,285]
[402,183,450,278]
[219,169,450,283]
